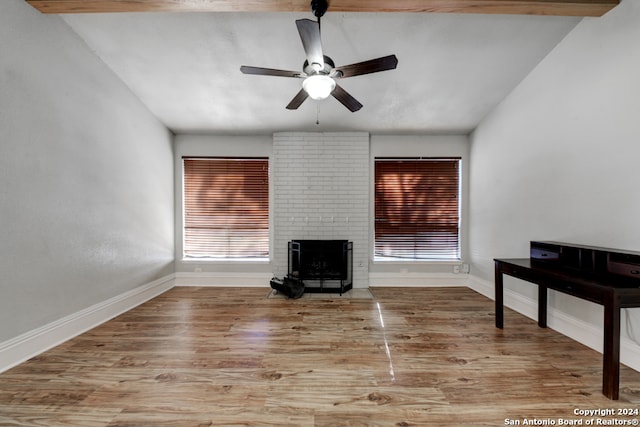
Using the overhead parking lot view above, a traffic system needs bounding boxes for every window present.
[183,157,269,259]
[374,158,460,260]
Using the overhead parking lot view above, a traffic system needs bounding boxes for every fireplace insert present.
[288,240,353,294]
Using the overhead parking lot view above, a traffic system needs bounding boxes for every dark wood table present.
[494,258,640,400]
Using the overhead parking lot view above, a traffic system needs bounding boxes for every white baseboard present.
[468,274,640,373]
[369,272,468,287]
[0,274,175,374]
[3,271,638,377]
[174,272,272,287]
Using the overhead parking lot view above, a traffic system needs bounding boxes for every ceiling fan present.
[240,0,398,112]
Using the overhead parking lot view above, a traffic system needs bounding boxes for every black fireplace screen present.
[288,240,353,290]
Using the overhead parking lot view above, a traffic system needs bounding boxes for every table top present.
[495,258,640,290]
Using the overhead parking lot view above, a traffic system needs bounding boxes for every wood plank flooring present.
[1,287,639,426]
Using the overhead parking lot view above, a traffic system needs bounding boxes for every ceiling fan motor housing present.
[304,55,335,76]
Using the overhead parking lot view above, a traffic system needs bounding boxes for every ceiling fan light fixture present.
[302,74,335,100]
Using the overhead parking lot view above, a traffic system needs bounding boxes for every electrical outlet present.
[453,265,460,274]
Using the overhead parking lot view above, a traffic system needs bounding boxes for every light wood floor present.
[1,287,639,426]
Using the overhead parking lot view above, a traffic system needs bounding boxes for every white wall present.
[0,0,174,343]
[469,0,640,364]
[173,133,470,287]
[174,132,371,287]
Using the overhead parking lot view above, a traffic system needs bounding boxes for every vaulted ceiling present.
[27,0,619,134]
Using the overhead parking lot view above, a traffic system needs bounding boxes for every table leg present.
[538,286,548,328]
[495,261,504,329]
[602,293,621,400]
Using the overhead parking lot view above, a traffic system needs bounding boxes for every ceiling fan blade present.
[333,55,398,79]
[240,65,303,78]
[286,89,309,110]
[331,84,363,112]
[296,19,324,70]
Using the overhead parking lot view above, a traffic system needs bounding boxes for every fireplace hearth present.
[288,240,353,294]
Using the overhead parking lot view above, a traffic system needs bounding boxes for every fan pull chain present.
[316,104,320,126]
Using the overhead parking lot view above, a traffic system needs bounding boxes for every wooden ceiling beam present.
[25,0,619,17]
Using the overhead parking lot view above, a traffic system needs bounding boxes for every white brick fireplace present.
[272,132,370,288]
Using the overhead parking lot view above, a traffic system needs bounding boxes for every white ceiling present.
[62,11,581,135]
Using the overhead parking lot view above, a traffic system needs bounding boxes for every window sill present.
[181,257,270,263]
[373,257,461,263]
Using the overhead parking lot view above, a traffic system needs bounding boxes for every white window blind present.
[183,157,269,259]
